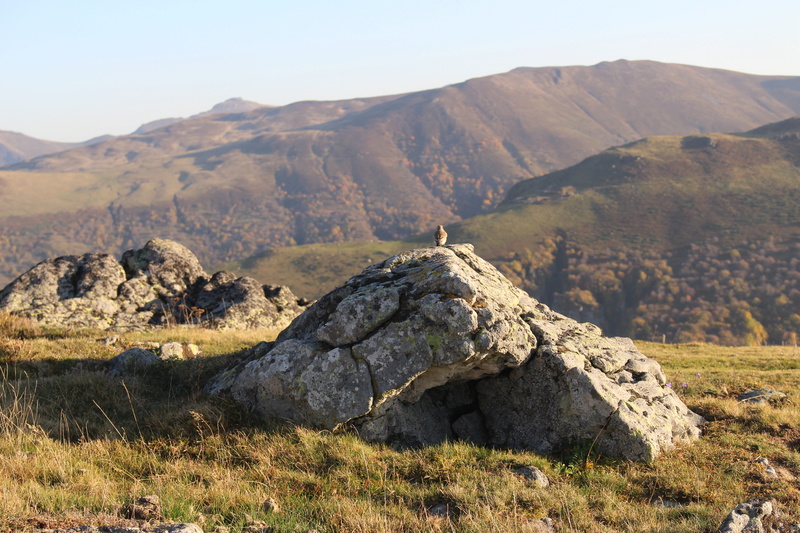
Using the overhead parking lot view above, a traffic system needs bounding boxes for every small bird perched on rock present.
[434,225,448,246]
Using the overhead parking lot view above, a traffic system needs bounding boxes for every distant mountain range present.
[0,97,264,164]
[1,60,800,292]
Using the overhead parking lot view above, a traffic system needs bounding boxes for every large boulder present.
[213,244,703,461]
[0,239,309,331]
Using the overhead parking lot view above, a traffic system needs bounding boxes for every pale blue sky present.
[1,0,799,142]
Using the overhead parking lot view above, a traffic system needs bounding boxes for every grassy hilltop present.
[0,314,798,532]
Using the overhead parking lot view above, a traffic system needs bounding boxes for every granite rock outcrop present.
[0,239,309,331]
[212,244,704,461]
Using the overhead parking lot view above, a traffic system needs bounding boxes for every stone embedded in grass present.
[242,519,273,533]
[214,244,704,461]
[160,342,187,360]
[184,343,201,357]
[103,335,120,346]
[108,343,200,375]
[157,525,205,533]
[159,341,200,360]
[108,348,161,375]
[716,499,774,533]
[261,497,280,513]
[125,494,163,521]
[514,465,550,488]
[737,388,787,404]
[757,457,779,478]
[427,503,453,520]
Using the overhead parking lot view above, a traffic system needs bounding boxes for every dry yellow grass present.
[0,316,798,532]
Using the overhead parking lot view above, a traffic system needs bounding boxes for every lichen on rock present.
[0,239,310,331]
[212,244,704,461]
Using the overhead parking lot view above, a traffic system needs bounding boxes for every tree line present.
[496,235,800,346]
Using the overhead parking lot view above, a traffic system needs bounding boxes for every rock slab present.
[0,239,309,331]
[213,244,704,461]
[737,388,787,405]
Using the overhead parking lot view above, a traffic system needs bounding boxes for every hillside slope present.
[0,131,78,166]
[235,117,800,345]
[2,60,800,286]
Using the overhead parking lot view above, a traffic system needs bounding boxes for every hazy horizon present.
[1,0,799,143]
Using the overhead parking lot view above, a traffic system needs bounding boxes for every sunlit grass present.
[0,318,798,532]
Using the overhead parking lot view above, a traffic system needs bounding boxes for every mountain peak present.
[199,97,266,116]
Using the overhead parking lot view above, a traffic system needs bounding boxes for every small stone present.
[103,335,119,346]
[262,497,280,513]
[653,497,683,508]
[242,521,273,533]
[160,342,187,361]
[428,503,452,519]
[514,465,550,488]
[108,347,160,375]
[153,525,204,533]
[530,517,557,533]
[184,343,201,357]
[126,494,163,521]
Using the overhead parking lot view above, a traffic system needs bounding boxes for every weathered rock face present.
[213,244,703,461]
[0,239,309,331]
[476,326,700,461]
[716,500,775,533]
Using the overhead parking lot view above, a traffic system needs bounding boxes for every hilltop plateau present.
[2,60,800,286]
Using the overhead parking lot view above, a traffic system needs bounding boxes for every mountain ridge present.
[0,98,272,166]
[1,60,800,290]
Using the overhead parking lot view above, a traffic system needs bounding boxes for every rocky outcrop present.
[0,239,309,331]
[212,244,704,461]
[715,499,800,533]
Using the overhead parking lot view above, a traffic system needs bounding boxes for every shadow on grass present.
[0,342,282,445]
